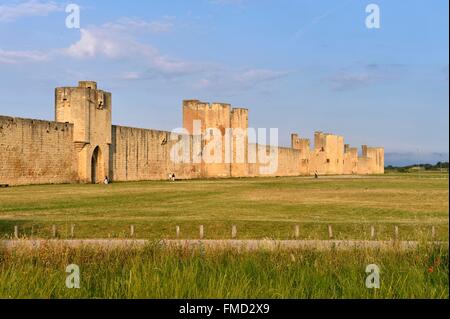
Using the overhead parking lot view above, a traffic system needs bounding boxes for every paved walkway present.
[0,239,446,251]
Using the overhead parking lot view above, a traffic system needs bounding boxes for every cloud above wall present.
[0,9,288,92]
[103,17,175,33]
[327,72,376,90]
[0,1,62,64]
[194,68,290,92]
[64,25,204,77]
[0,48,49,63]
[0,0,61,22]
[326,64,407,91]
[61,17,288,91]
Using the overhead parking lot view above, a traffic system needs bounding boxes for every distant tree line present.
[386,162,449,172]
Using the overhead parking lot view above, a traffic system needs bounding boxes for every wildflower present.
[427,266,434,273]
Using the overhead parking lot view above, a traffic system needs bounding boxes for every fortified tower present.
[55,81,112,183]
[310,131,345,175]
[182,100,249,177]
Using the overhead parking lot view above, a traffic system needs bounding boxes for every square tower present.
[55,81,112,183]
[182,100,249,177]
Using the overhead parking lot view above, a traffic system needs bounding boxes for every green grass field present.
[0,171,448,298]
[0,171,448,240]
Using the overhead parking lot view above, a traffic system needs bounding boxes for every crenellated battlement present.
[78,81,98,89]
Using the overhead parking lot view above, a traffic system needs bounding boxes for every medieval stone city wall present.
[0,116,77,185]
[247,144,303,177]
[109,125,202,181]
[0,81,385,186]
[272,146,304,177]
[109,129,308,181]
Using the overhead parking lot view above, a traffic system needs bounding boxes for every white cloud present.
[328,73,375,90]
[195,68,289,91]
[327,64,406,90]
[0,0,61,22]
[103,17,175,33]
[0,48,48,64]
[65,28,130,59]
[64,17,176,59]
[121,71,141,80]
[236,69,288,83]
[1,12,287,91]
[64,25,200,76]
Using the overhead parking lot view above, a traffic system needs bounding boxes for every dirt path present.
[0,239,446,251]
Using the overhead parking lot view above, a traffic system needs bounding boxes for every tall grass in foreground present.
[0,242,447,299]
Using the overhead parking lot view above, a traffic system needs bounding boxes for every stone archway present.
[91,146,104,184]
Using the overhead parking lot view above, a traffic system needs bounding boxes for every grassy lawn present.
[0,171,448,299]
[0,171,448,241]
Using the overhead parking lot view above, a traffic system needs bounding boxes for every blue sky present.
[0,0,448,165]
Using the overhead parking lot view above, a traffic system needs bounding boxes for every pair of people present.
[168,173,176,182]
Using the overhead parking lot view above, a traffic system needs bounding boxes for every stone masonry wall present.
[0,116,77,185]
[110,125,201,181]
